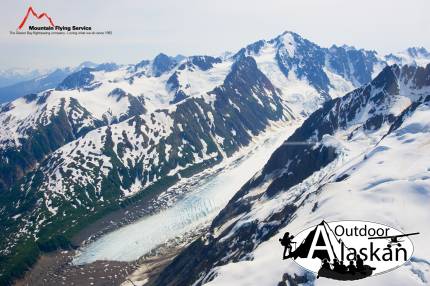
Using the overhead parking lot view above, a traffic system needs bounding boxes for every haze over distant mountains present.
[0,62,99,104]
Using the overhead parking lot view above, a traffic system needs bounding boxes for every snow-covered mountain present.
[385,47,430,67]
[0,31,429,285]
[0,32,384,194]
[153,63,430,286]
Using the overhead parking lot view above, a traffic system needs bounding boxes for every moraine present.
[73,121,300,264]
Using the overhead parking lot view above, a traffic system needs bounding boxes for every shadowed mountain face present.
[0,54,289,284]
[0,30,429,285]
[235,32,380,96]
[0,32,389,193]
[153,64,430,286]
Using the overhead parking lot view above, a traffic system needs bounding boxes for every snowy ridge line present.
[150,63,430,286]
[2,31,430,285]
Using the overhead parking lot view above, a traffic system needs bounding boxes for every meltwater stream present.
[73,124,297,264]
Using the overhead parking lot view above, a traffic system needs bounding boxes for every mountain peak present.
[406,46,430,57]
[153,52,170,61]
[385,47,430,66]
[269,31,301,57]
[275,30,301,43]
[76,61,98,70]
[279,30,301,39]
[152,53,177,76]
[370,64,400,93]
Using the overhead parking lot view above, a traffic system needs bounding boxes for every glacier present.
[73,122,300,264]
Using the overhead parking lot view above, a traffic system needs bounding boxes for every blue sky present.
[1,0,429,69]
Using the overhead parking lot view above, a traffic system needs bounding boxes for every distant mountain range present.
[0,31,429,285]
[0,62,98,104]
[0,68,45,88]
[1,45,429,105]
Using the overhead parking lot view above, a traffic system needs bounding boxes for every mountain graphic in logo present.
[18,6,55,30]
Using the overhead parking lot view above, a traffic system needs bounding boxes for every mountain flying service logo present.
[18,6,55,30]
[15,5,92,33]
[280,220,419,281]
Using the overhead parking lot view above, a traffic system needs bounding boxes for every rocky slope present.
[153,64,430,286]
[0,31,428,285]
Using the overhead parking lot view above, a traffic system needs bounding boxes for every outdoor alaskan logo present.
[280,220,419,281]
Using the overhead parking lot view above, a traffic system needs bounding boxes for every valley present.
[1,30,429,286]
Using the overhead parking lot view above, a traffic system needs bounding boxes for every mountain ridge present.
[151,63,430,286]
[0,30,429,285]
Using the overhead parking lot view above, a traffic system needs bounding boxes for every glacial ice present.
[73,123,299,264]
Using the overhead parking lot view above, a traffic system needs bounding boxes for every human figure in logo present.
[332,258,341,272]
[321,259,331,270]
[356,255,364,271]
[279,232,294,259]
[347,260,357,274]
[339,260,347,274]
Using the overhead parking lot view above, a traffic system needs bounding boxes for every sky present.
[0,0,429,70]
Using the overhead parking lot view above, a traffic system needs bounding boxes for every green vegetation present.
[0,154,220,286]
